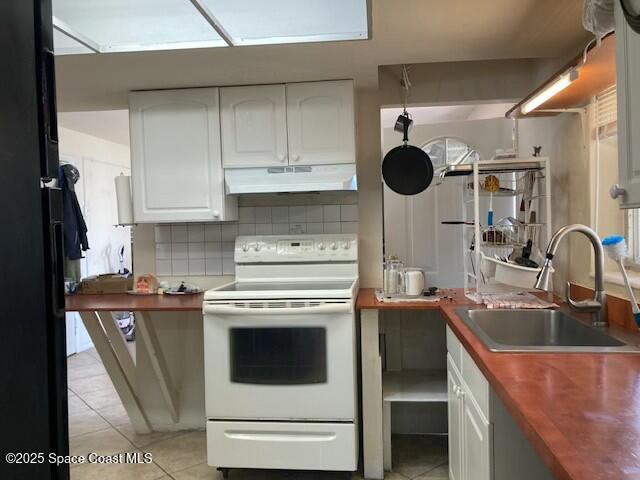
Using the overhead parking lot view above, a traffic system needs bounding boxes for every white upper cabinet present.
[286,80,356,166]
[220,84,288,168]
[615,1,640,208]
[129,88,237,223]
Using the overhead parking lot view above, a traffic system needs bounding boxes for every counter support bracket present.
[95,311,136,385]
[136,311,180,423]
[78,311,152,434]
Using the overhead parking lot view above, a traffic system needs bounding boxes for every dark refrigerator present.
[0,1,69,479]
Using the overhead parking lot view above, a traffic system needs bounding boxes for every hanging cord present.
[401,64,412,116]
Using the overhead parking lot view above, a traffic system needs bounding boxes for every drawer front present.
[461,347,490,421]
[206,421,357,471]
[446,326,463,372]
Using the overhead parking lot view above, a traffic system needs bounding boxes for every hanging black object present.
[621,0,640,34]
[382,112,433,195]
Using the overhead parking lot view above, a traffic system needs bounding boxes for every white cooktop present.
[204,279,358,301]
[204,234,359,301]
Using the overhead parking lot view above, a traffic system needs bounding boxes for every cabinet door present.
[447,355,464,480]
[462,394,492,480]
[220,85,288,168]
[286,80,355,166]
[615,1,640,208]
[130,88,225,223]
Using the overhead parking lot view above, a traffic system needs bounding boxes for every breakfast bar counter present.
[357,287,640,480]
[66,293,204,434]
[65,292,204,312]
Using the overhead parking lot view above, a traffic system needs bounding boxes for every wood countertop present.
[356,287,474,310]
[356,287,640,480]
[65,292,204,312]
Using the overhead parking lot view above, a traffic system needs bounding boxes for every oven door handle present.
[203,302,352,315]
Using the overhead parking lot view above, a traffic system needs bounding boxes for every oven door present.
[203,300,356,421]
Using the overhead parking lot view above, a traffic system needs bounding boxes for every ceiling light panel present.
[53,0,226,53]
[199,0,369,45]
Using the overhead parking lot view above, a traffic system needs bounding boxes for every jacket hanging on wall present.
[59,164,89,260]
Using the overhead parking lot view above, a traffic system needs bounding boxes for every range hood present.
[224,164,357,194]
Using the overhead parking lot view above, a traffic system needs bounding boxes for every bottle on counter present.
[384,255,404,296]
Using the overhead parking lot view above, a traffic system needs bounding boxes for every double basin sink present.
[456,308,640,353]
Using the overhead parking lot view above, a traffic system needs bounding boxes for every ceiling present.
[55,0,591,111]
[380,103,516,129]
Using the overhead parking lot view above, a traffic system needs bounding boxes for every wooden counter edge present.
[65,292,204,312]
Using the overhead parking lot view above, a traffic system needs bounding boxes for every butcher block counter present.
[357,287,640,480]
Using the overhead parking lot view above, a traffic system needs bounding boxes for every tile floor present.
[67,348,448,480]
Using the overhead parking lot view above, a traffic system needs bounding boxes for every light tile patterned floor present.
[67,348,448,479]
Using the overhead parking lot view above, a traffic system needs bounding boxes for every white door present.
[203,301,356,421]
[220,85,288,168]
[286,80,355,166]
[462,394,492,480]
[447,355,463,480]
[384,177,465,287]
[65,314,76,356]
[130,88,225,223]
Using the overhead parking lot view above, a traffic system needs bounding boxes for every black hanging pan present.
[382,113,433,195]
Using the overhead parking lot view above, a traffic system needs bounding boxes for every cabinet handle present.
[278,153,287,163]
[213,210,220,218]
[292,154,300,162]
[610,184,627,200]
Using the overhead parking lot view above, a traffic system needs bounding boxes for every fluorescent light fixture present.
[521,68,579,114]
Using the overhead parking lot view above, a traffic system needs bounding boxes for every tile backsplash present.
[154,203,358,277]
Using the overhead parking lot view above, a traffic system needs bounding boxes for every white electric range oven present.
[203,234,359,473]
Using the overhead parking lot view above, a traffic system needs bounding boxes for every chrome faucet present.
[535,224,608,327]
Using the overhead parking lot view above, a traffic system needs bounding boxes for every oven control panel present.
[235,234,358,263]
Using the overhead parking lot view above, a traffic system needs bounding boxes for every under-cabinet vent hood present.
[224,164,357,194]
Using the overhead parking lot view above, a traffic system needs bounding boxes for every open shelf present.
[382,369,447,403]
[442,158,546,177]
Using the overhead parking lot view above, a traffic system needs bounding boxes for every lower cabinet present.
[447,353,491,480]
[462,394,491,480]
[447,355,464,480]
[446,326,553,480]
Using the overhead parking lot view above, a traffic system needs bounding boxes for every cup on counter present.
[404,269,425,296]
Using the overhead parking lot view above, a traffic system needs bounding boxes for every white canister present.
[404,269,425,296]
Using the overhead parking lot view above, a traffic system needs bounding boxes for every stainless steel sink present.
[456,308,640,353]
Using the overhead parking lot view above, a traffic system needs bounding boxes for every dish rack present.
[454,158,553,303]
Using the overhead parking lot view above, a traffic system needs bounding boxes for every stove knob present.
[241,243,249,252]
[254,244,262,252]
[342,242,351,250]
[318,243,326,251]
[330,242,339,250]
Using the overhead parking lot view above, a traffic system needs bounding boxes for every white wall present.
[517,113,590,296]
